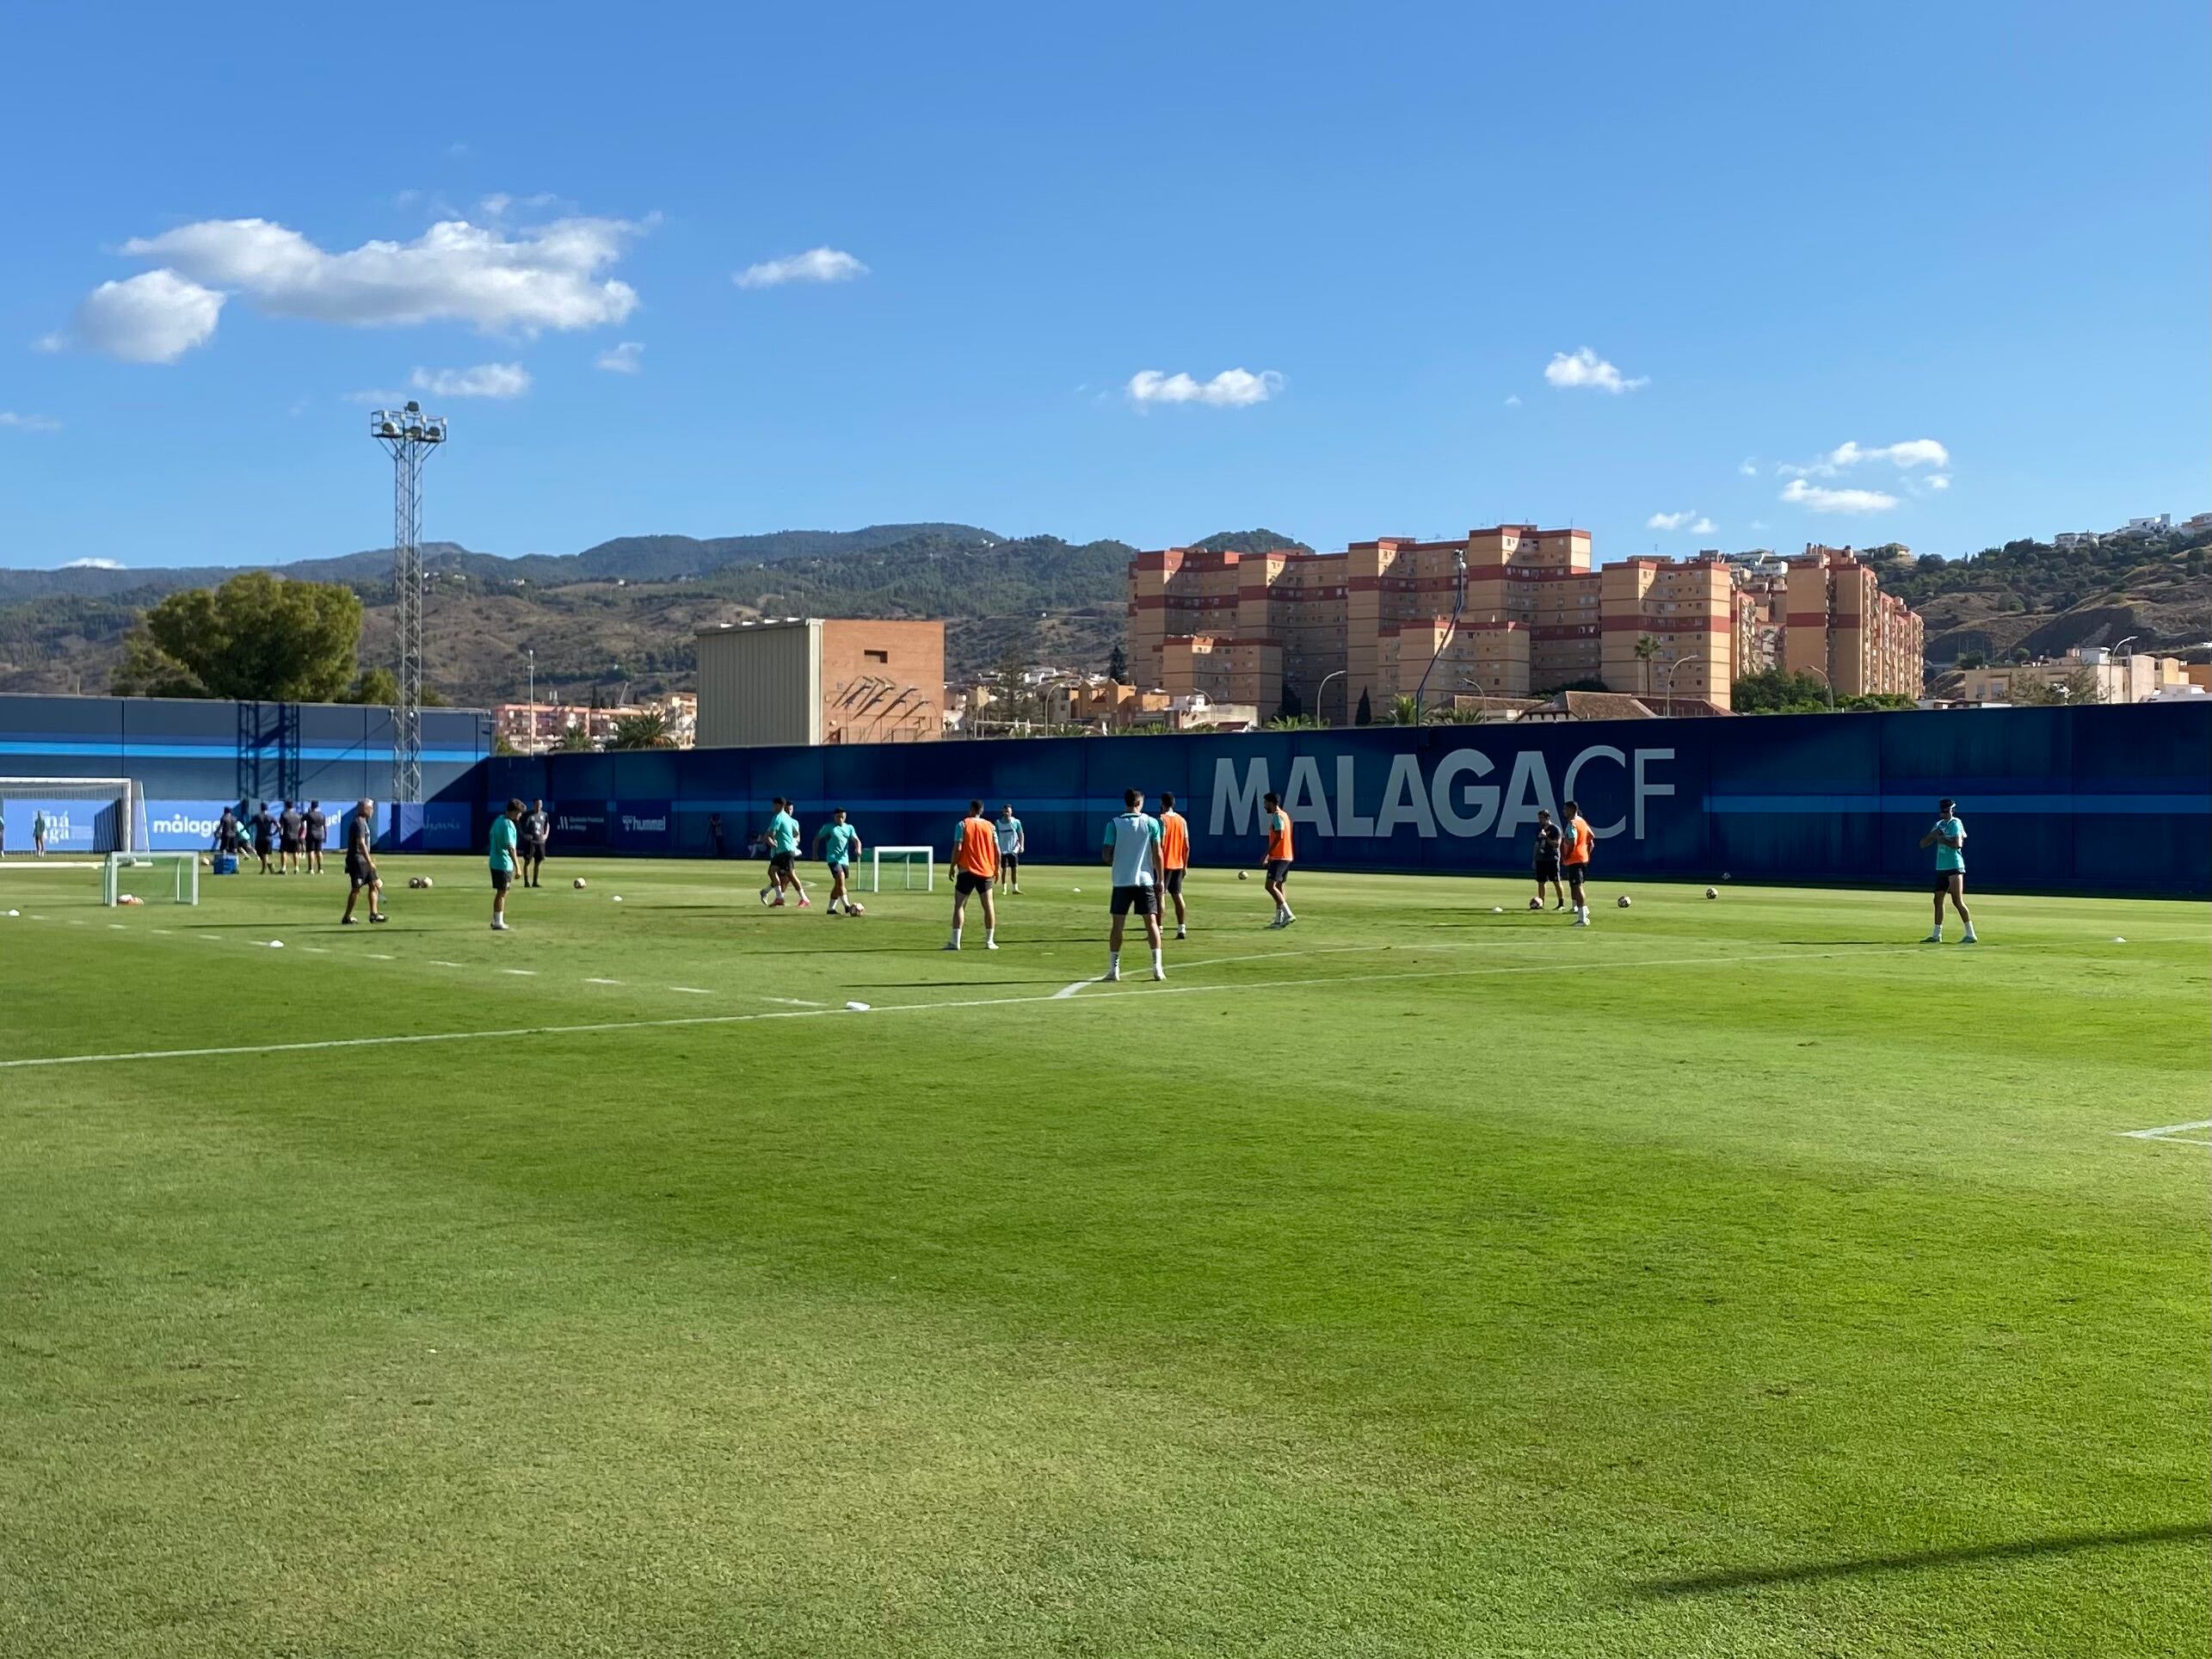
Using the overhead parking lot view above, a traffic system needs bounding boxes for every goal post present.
[103,851,200,906]
[868,844,936,893]
[0,779,146,856]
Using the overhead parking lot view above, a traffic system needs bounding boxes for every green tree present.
[609,710,674,749]
[2007,669,2107,706]
[1391,693,1423,726]
[492,731,522,757]
[348,666,399,705]
[108,572,363,701]
[1732,669,1838,713]
[557,724,594,752]
[1276,683,1303,722]
[1632,634,1661,699]
[1354,687,1372,726]
[1107,643,1129,684]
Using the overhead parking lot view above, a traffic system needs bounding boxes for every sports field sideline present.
[1,856,2205,1656]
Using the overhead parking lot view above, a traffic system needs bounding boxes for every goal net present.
[0,779,147,857]
[868,844,936,893]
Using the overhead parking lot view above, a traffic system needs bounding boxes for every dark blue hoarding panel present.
[485,704,2211,896]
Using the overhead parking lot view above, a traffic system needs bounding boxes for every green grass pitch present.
[1,853,2205,1656]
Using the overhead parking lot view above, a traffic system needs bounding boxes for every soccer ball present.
[1527,896,1543,910]
[1237,871,1248,881]
[420,876,434,889]
[1704,886,1718,899]
[847,902,865,917]
[1617,894,1632,909]
[573,878,588,890]
[407,876,423,889]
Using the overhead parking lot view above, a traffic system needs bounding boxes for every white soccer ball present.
[847,902,865,916]
[1704,886,1718,899]
[1490,906,1503,914]
[1527,897,1543,910]
[1617,894,1632,909]
[612,895,623,903]
[1237,871,1248,881]
[420,876,434,889]
[573,877,588,890]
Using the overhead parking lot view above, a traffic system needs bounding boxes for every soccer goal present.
[868,844,936,893]
[0,778,149,857]
[102,851,200,907]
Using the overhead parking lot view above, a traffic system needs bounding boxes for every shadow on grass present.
[1630,1522,2209,1598]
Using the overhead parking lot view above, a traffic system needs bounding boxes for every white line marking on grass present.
[430,959,463,968]
[669,986,713,995]
[303,947,329,953]
[150,928,171,935]
[108,923,126,930]
[499,968,537,976]
[760,996,823,1007]
[0,947,1926,1072]
[366,953,395,960]
[2119,1119,2212,1145]
[584,978,623,986]
[1051,978,1092,999]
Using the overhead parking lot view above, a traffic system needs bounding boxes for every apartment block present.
[1783,548,1926,697]
[1131,527,1925,715]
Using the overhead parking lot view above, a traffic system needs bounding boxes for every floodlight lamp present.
[405,424,424,440]
[404,400,422,414]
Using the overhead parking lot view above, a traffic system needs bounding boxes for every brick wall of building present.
[819,619,944,743]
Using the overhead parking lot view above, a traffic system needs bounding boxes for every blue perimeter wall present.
[0,694,490,852]
[483,701,2211,897]
[3,694,2203,893]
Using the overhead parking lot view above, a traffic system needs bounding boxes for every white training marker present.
[268,941,284,949]
[2112,936,2127,944]
[611,896,623,903]
[845,1001,872,1012]
[1490,907,1502,914]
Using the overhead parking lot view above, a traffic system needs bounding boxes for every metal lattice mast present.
[370,402,447,804]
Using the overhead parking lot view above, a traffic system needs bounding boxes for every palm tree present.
[1391,693,1423,727]
[609,710,674,749]
[1633,634,1661,699]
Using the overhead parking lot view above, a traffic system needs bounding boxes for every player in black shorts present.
[520,799,551,887]
[1531,809,1565,910]
[304,800,328,873]
[340,799,388,924]
[278,799,304,874]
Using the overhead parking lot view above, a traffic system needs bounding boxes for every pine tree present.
[1354,688,1372,726]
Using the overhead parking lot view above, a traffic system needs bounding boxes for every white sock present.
[1109,950,1120,971]
[950,926,962,947]
[985,928,996,946]
[1150,947,1162,972]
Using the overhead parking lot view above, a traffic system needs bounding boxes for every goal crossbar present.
[868,844,936,893]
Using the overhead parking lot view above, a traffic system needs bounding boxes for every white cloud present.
[0,411,61,432]
[1691,516,1718,534]
[1780,438,1950,478]
[1503,393,1522,408]
[1646,510,1696,531]
[1125,367,1284,409]
[733,247,868,289]
[63,557,125,569]
[1738,458,1759,477]
[66,214,643,360]
[1748,519,1768,531]
[1543,347,1647,393]
[1925,473,1950,490]
[72,269,225,362]
[595,341,644,374]
[409,362,531,398]
[1781,478,1897,514]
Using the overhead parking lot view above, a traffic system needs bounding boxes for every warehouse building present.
[694,618,945,747]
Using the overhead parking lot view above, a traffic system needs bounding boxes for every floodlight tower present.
[369,401,448,803]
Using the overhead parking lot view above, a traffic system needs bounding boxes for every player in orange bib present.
[1158,790,1192,940]
[1559,798,1594,927]
[944,799,1001,951]
[1261,790,1296,928]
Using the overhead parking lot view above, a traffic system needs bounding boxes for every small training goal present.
[102,851,200,907]
[868,844,936,893]
[0,778,150,857]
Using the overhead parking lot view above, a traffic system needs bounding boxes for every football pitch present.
[2,856,2205,1656]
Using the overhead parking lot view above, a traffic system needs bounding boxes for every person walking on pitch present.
[521,799,551,888]
[1260,791,1296,927]
[945,800,1000,950]
[32,810,47,856]
[815,809,865,915]
[1560,799,1594,926]
[1158,790,1192,939]
[1100,787,1167,981]
[489,798,523,930]
[995,804,1026,893]
[1920,799,1977,943]
[340,801,387,925]
[1531,809,1566,910]
[759,798,810,908]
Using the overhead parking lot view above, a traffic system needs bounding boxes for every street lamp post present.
[1315,669,1346,727]
[2111,635,2138,704]
[526,647,536,754]
[1654,656,1684,717]
[1800,664,1835,709]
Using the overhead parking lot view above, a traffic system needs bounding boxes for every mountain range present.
[0,521,2203,707]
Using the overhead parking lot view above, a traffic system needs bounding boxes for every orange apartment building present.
[1783,547,1926,697]
[1131,528,1922,714]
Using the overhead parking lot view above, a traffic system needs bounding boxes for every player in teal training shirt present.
[1919,797,1977,944]
[758,797,810,909]
[815,808,865,916]
[488,797,522,932]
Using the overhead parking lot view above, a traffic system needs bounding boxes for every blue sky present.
[2,1,2205,571]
